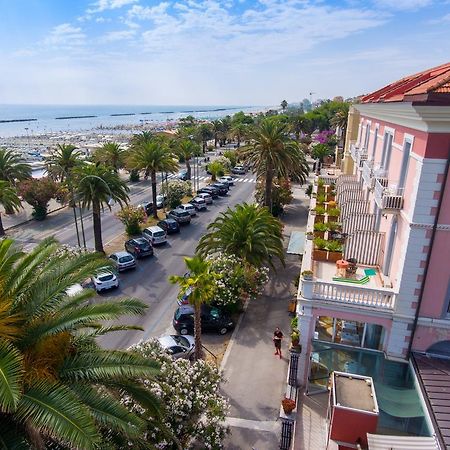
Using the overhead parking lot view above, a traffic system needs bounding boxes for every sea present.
[0,104,266,138]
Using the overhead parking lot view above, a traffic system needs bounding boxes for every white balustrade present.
[362,160,373,188]
[350,144,359,162]
[305,279,395,310]
[374,178,404,211]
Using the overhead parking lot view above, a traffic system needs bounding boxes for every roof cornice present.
[355,103,450,133]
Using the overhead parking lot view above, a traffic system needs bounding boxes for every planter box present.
[327,215,339,222]
[327,195,336,202]
[315,215,325,224]
[328,251,343,262]
[314,231,325,239]
[312,249,328,261]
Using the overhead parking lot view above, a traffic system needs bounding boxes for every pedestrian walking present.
[273,327,284,359]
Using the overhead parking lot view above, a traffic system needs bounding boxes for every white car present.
[66,283,84,297]
[218,176,235,186]
[92,272,119,292]
[179,203,197,217]
[142,226,167,245]
[189,197,207,211]
[196,192,213,204]
[156,194,166,209]
[158,335,195,359]
[109,251,136,272]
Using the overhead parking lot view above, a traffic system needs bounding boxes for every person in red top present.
[273,327,284,359]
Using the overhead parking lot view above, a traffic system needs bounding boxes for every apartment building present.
[296,63,450,438]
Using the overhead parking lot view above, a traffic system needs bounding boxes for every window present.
[371,126,378,160]
[398,140,412,189]
[364,123,371,149]
[381,132,394,170]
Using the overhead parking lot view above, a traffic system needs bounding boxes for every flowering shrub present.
[314,129,336,145]
[117,205,147,236]
[214,156,232,171]
[161,179,192,209]
[207,255,269,311]
[125,340,229,449]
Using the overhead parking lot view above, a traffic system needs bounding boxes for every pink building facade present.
[297,63,450,386]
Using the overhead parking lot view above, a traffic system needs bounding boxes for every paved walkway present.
[220,183,310,449]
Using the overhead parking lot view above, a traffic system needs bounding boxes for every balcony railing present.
[361,160,373,188]
[350,144,359,162]
[356,147,368,168]
[301,279,396,311]
[374,179,404,211]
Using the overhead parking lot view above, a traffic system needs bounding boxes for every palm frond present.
[0,340,24,411]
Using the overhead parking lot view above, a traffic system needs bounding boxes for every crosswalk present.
[167,174,256,183]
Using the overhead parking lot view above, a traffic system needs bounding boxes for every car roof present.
[182,203,194,207]
[192,197,204,201]
[145,226,164,232]
[157,335,177,348]
[160,218,177,224]
[112,251,131,257]
[130,237,147,243]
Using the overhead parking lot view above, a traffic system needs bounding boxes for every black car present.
[173,304,235,335]
[209,183,228,196]
[124,237,154,258]
[166,208,191,224]
[198,186,219,199]
[157,218,180,234]
[137,202,154,216]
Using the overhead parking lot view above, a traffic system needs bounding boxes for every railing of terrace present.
[374,179,404,211]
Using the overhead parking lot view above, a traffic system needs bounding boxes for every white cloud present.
[44,23,86,46]
[87,0,138,13]
[374,0,432,10]
[99,29,136,42]
[428,12,450,23]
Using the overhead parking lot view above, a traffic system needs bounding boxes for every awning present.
[367,433,439,450]
[287,231,305,255]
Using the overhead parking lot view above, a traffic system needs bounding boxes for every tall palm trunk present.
[151,170,158,219]
[193,302,203,360]
[264,161,274,212]
[214,135,218,148]
[0,213,5,237]
[185,158,191,180]
[92,200,104,253]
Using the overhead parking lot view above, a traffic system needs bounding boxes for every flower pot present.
[327,195,336,202]
[312,249,328,261]
[327,251,343,263]
[282,398,296,414]
[301,278,313,298]
[290,343,302,353]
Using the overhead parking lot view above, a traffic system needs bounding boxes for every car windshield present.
[119,255,133,263]
[177,211,189,217]
[209,307,222,319]
[173,335,190,346]
[154,231,165,237]
[98,274,114,282]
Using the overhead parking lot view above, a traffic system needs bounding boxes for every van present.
[142,226,167,245]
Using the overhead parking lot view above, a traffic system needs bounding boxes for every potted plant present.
[327,190,336,202]
[290,329,302,353]
[314,222,329,239]
[314,205,326,223]
[306,231,314,240]
[327,200,337,209]
[317,179,325,194]
[327,207,340,222]
[313,237,328,261]
[281,397,296,414]
[328,222,343,241]
[326,240,343,262]
[316,193,326,205]
[301,270,313,281]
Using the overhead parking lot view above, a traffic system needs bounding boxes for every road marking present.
[224,417,279,433]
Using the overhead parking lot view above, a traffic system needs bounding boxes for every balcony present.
[361,160,373,188]
[374,179,404,211]
[356,147,368,168]
[350,144,359,162]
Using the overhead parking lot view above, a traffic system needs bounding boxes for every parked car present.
[156,194,166,209]
[137,201,154,216]
[231,166,246,175]
[209,182,228,195]
[158,335,195,359]
[177,286,192,306]
[157,218,180,234]
[167,208,191,224]
[189,197,207,211]
[109,251,136,272]
[198,186,219,199]
[218,175,235,186]
[178,169,189,181]
[66,283,84,297]
[124,237,154,258]
[179,203,197,217]
[142,226,167,245]
[196,192,213,204]
[173,304,235,335]
[92,272,119,292]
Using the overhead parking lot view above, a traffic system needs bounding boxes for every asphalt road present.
[11,167,257,349]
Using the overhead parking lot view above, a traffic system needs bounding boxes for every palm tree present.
[211,120,222,148]
[240,119,309,211]
[0,148,32,184]
[46,143,84,181]
[169,256,218,361]
[127,139,178,219]
[93,142,127,172]
[0,237,162,449]
[174,139,200,180]
[197,202,285,269]
[196,123,213,153]
[207,161,224,182]
[0,181,22,236]
[280,100,288,112]
[230,122,248,148]
[75,164,129,252]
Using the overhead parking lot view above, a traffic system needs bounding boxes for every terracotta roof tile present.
[361,62,450,104]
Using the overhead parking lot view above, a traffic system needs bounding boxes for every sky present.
[1,0,449,106]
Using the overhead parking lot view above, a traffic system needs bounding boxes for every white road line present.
[242,179,248,183]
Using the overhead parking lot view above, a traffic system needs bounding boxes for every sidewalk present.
[220,184,309,449]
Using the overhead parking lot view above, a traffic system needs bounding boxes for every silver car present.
[158,335,195,359]
[109,251,136,272]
